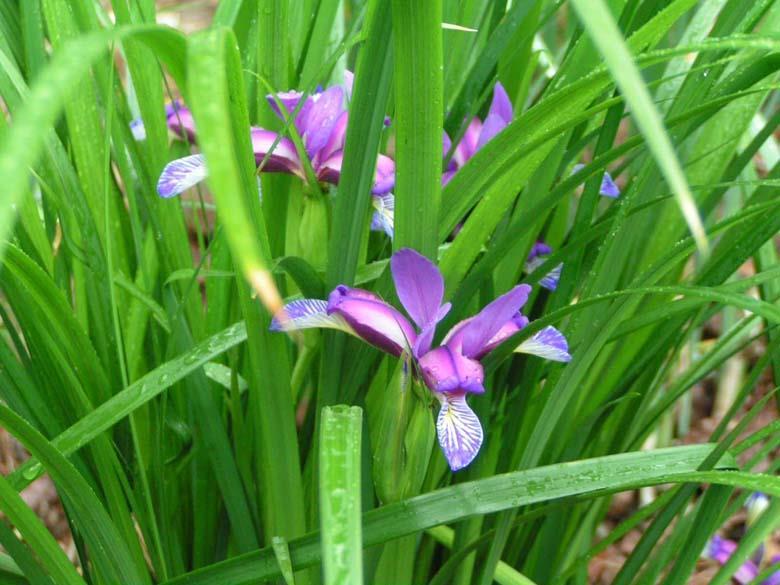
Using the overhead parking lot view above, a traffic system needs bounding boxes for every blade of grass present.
[391,0,442,257]
[319,406,363,585]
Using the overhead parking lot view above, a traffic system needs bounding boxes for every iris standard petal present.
[458,284,531,359]
[435,392,484,471]
[475,113,508,151]
[327,285,417,357]
[318,110,349,163]
[301,86,345,159]
[454,118,483,167]
[370,193,395,238]
[488,81,513,124]
[250,128,303,175]
[414,303,452,358]
[418,345,485,394]
[514,326,571,362]
[391,248,446,331]
[269,299,354,334]
[157,154,208,198]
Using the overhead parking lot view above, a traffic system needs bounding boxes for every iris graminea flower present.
[270,248,570,471]
[143,76,395,221]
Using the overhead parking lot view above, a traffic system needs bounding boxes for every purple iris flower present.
[152,80,395,202]
[442,83,620,199]
[525,241,562,291]
[704,535,780,584]
[130,100,195,143]
[270,248,570,471]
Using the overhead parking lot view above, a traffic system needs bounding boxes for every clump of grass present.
[0,1,778,584]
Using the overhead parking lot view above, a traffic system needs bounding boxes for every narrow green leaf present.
[320,406,363,585]
[391,0,442,257]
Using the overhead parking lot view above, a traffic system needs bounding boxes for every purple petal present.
[475,113,507,151]
[391,248,446,332]
[525,254,562,291]
[706,536,737,564]
[527,241,553,261]
[267,90,304,121]
[269,299,353,333]
[372,154,396,194]
[165,103,196,143]
[327,285,417,357]
[458,285,532,359]
[442,131,452,157]
[488,82,513,124]
[435,392,484,471]
[157,154,208,198]
[735,560,759,585]
[442,169,458,186]
[414,302,452,357]
[444,313,529,360]
[370,193,395,238]
[318,111,349,162]
[317,151,343,186]
[301,86,345,159]
[418,346,485,395]
[250,128,303,175]
[600,171,620,198]
[515,326,571,362]
[453,118,482,167]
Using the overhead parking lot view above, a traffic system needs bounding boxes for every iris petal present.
[418,345,484,394]
[514,326,571,362]
[302,86,344,159]
[488,82,513,125]
[370,194,395,238]
[269,299,353,334]
[459,285,531,359]
[391,248,445,332]
[435,392,484,471]
[157,154,208,198]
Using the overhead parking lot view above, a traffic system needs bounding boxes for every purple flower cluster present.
[270,248,570,471]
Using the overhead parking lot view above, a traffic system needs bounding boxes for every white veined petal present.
[524,256,562,291]
[436,393,484,471]
[370,194,395,238]
[269,299,354,334]
[514,326,571,363]
[157,154,208,198]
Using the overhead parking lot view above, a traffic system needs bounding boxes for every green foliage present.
[0,0,777,583]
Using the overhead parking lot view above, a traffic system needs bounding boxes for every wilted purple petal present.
[600,171,620,198]
[157,154,208,198]
[515,326,571,363]
[372,154,396,194]
[301,86,345,159]
[418,345,485,395]
[488,82,513,125]
[250,128,303,175]
[267,90,305,121]
[476,113,508,151]
[269,299,353,333]
[435,392,484,471]
[391,248,445,331]
[327,285,417,357]
[370,193,395,238]
[457,285,531,359]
